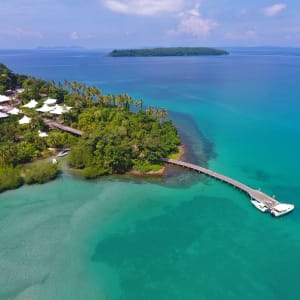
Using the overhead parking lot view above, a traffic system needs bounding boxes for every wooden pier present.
[43,119,83,136]
[162,158,285,212]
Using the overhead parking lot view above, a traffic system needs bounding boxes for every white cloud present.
[101,0,184,16]
[186,2,201,17]
[171,16,217,37]
[225,30,256,41]
[101,0,217,37]
[263,3,287,17]
[70,31,79,40]
[169,3,217,37]
[237,9,248,18]
[0,27,43,39]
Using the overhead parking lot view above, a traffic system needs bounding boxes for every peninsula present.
[109,47,229,57]
[0,63,181,192]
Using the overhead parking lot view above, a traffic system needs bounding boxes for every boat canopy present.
[273,204,292,212]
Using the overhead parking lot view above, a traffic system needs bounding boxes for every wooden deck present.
[43,119,83,136]
[162,158,283,211]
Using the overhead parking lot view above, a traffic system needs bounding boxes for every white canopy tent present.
[44,98,57,105]
[23,99,38,108]
[16,88,25,94]
[8,107,21,115]
[50,104,72,115]
[18,115,31,125]
[0,112,8,118]
[0,95,10,103]
[36,104,54,113]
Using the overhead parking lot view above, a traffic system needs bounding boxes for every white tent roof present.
[0,95,10,103]
[23,99,38,108]
[0,112,8,118]
[36,104,54,113]
[18,115,31,124]
[50,104,72,115]
[8,107,21,115]
[50,105,64,115]
[44,98,57,105]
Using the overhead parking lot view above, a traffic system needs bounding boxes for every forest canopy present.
[0,63,181,189]
[109,47,229,57]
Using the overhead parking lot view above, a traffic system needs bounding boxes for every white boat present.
[56,150,69,157]
[270,203,295,217]
[251,200,268,212]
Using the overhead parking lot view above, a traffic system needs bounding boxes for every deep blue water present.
[0,48,300,300]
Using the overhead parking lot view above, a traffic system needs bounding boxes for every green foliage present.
[24,162,59,184]
[68,145,93,169]
[0,63,182,186]
[68,107,180,176]
[0,166,23,192]
[0,63,27,90]
[46,131,77,148]
[82,166,108,179]
[16,142,37,164]
[133,160,162,173]
[109,47,229,57]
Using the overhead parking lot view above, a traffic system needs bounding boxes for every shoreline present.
[128,144,185,177]
[0,145,186,194]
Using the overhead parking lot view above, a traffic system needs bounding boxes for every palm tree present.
[161,108,168,118]
[134,99,144,111]
[146,106,154,115]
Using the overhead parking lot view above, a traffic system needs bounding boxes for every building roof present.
[18,115,31,124]
[23,99,38,108]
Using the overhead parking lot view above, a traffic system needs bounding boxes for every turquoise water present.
[0,49,300,299]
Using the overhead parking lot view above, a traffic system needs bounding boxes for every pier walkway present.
[162,158,281,210]
[43,119,83,136]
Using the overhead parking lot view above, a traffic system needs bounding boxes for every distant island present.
[0,63,181,193]
[109,47,229,57]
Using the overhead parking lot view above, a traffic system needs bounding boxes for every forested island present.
[0,63,181,192]
[109,47,229,57]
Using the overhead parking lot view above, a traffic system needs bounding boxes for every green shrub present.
[0,166,23,192]
[82,166,108,179]
[24,162,59,184]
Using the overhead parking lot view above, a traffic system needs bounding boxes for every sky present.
[0,0,300,49]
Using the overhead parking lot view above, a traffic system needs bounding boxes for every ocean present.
[0,48,300,300]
